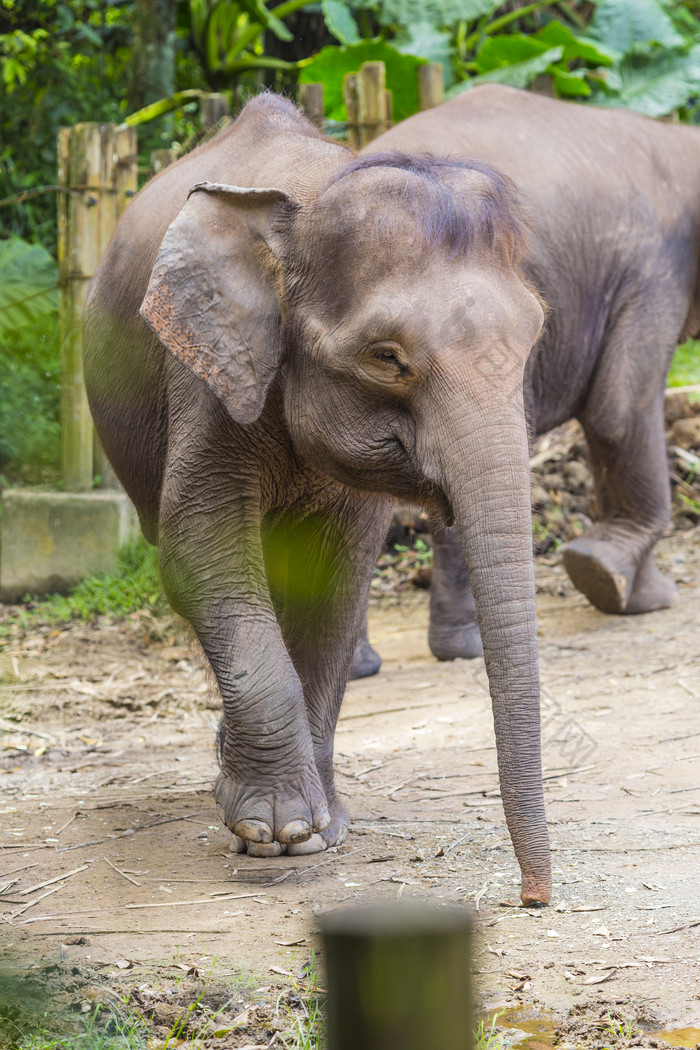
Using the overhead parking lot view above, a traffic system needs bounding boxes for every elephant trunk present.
[423,382,551,905]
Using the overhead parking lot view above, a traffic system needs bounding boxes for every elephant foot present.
[429,618,483,661]
[562,537,676,614]
[348,635,381,680]
[229,799,349,856]
[215,762,330,854]
[624,551,678,614]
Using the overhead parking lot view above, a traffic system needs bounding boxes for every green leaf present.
[589,0,684,55]
[549,64,591,97]
[298,40,427,122]
[322,0,360,44]
[534,21,618,65]
[475,33,554,73]
[392,21,455,86]
[377,0,499,29]
[238,0,293,41]
[0,238,58,340]
[448,45,563,93]
[593,45,700,117]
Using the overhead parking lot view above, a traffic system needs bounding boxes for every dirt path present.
[1,531,700,1045]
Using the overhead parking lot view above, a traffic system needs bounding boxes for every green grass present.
[669,339,700,387]
[4,998,148,1050]
[473,1011,506,1050]
[4,538,164,630]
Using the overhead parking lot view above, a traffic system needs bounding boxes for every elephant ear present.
[140,180,296,425]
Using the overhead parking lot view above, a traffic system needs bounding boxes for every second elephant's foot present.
[563,537,677,614]
[348,636,382,679]
[429,618,483,661]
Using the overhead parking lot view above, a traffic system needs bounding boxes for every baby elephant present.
[84,93,551,904]
[355,83,688,669]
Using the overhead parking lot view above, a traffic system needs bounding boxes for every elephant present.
[353,83,690,672]
[83,91,550,905]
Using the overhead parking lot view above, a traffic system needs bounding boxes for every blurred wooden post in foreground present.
[418,63,444,110]
[58,122,137,491]
[322,904,473,1050]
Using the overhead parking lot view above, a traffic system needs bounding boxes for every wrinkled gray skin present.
[354,84,697,673]
[84,92,549,904]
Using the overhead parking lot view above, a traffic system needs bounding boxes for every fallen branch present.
[125,891,267,909]
[658,917,700,935]
[20,864,90,896]
[103,857,140,886]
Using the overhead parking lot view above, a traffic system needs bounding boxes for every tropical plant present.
[0,238,60,480]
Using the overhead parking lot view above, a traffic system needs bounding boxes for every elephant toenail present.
[278,820,312,845]
[234,819,273,843]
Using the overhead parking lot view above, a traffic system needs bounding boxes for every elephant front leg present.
[159,506,329,857]
[273,495,393,854]
[428,525,483,661]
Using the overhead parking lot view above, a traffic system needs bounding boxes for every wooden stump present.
[321,903,473,1050]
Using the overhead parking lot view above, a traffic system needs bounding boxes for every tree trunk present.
[127,0,176,113]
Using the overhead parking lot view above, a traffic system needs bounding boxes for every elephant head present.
[140,141,550,904]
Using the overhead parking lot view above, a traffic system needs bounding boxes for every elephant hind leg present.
[428,525,483,660]
[349,611,382,679]
[563,319,677,615]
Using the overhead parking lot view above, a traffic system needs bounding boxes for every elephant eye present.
[362,342,415,385]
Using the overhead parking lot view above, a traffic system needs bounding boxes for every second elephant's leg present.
[428,525,483,661]
[348,606,382,680]
[564,385,676,615]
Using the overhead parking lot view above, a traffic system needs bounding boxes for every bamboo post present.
[93,124,137,489]
[418,63,444,110]
[356,61,392,147]
[383,88,393,127]
[58,122,138,492]
[200,92,230,129]
[343,73,360,150]
[298,82,324,130]
[58,124,105,492]
[150,148,177,174]
[321,904,473,1050]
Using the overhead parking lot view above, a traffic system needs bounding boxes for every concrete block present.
[0,488,139,602]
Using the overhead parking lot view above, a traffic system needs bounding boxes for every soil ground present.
[1,530,700,1047]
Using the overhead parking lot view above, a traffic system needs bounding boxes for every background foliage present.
[1,0,700,484]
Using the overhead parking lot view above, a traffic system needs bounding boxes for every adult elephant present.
[84,92,549,904]
[355,84,688,670]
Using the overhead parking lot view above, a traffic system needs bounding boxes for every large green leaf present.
[392,21,455,87]
[589,0,684,55]
[377,0,499,29]
[475,33,555,73]
[298,40,427,122]
[549,64,591,97]
[534,21,618,65]
[321,0,360,45]
[593,45,700,116]
[448,45,563,94]
[0,238,58,341]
